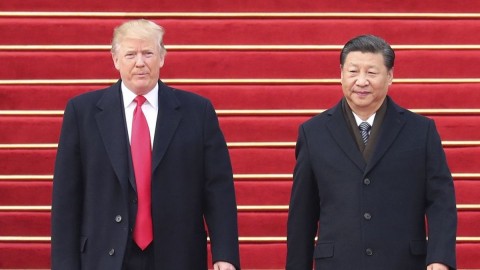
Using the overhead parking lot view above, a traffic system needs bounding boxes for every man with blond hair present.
[52,19,240,270]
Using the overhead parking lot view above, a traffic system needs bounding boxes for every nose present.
[135,54,145,67]
[355,73,369,86]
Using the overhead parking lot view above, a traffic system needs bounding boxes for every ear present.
[112,53,120,71]
[387,67,394,85]
[340,64,344,80]
[158,51,166,68]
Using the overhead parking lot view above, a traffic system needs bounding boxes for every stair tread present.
[1,51,480,79]
[2,84,480,110]
[0,242,479,269]
[2,18,480,45]
[1,0,480,12]
[2,211,480,237]
[1,147,480,174]
[1,115,480,143]
[0,180,479,205]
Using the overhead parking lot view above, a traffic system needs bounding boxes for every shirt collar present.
[352,111,375,127]
[121,82,159,109]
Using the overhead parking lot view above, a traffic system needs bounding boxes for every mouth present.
[133,73,148,78]
[353,89,370,97]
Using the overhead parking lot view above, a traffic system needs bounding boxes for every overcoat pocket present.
[314,241,334,259]
[410,239,427,255]
[80,236,88,253]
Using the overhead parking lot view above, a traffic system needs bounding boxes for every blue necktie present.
[359,122,371,145]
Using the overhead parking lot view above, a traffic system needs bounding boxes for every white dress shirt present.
[352,112,375,135]
[121,82,158,148]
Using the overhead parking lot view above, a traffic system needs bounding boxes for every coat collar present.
[325,96,406,174]
[94,80,131,191]
[365,97,406,174]
[151,81,182,172]
[94,80,183,190]
[326,100,367,171]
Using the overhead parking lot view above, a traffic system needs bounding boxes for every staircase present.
[1,0,480,269]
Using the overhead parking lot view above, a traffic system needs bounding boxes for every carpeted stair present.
[1,0,480,269]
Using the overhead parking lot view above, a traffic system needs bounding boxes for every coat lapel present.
[365,97,406,174]
[152,82,182,172]
[326,102,366,171]
[95,81,131,192]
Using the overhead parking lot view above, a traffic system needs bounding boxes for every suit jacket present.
[51,80,240,269]
[286,96,457,270]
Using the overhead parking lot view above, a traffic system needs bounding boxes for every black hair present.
[340,35,395,70]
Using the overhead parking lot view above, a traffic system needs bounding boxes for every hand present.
[213,261,236,270]
[427,263,449,270]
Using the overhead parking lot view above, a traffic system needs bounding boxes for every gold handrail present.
[2,108,480,116]
[1,173,479,181]
[2,44,480,51]
[1,204,479,212]
[1,78,480,85]
[1,12,480,18]
[1,141,480,149]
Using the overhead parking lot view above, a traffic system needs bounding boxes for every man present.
[51,19,240,270]
[286,35,457,270]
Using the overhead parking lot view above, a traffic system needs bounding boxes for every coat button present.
[363,178,371,185]
[366,248,373,256]
[115,215,122,223]
[109,248,115,256]
[364,213,372,220]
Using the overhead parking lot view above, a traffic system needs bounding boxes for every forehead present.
[343,51,386,68]
[118,37,157,50]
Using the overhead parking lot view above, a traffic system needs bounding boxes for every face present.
[341,51,393,117]
[112,37,165,95]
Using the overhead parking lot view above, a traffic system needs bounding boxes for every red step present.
[2,50,480,79]
[2,18,480,45]
[3,211,480,238]
[2,84,480,110]
[1,115,480,144]
[0,0,479,13]
[0,180,293,206]
[0,179,479,206]
[0,212,290,237]
[0,242,479,269]
[1,147,479,174]
[0,243,287,269]
[0,212,51,236]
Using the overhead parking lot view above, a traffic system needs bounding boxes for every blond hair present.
[111,19,166,55]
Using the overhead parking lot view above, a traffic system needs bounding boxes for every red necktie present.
[131,95,153,250]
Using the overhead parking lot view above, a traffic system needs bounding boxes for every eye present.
[144,51,154,57]
[125,53,135,59]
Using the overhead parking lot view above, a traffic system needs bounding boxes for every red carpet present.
[1,1,479,269]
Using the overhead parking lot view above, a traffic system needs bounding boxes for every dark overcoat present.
[286,97,457,270]
[52,80,240,269]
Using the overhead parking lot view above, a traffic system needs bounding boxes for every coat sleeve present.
[425,119,457,269]
[202,100,241,270]
[51,100,83,270]
[286,125,320,270]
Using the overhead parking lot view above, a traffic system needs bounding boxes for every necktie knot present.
[135,95,147,107]
[359,122,371,145]
[359,122,371,132]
